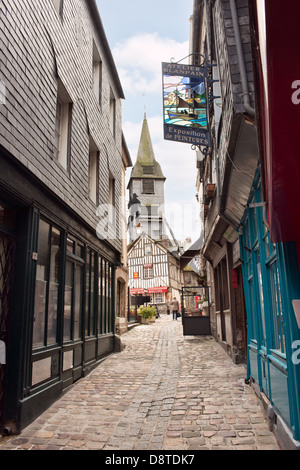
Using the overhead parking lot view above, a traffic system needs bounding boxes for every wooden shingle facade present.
[0,0,129,434]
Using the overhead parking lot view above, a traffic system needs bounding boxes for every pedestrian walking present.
[171,297,180,320]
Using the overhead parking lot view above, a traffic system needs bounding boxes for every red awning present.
[130,289,145,295]
[130,287,168,295]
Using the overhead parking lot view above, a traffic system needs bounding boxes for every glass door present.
[0,232,15,433]
[62,237,84,386]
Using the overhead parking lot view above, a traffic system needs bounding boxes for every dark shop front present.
[0,153,117,434]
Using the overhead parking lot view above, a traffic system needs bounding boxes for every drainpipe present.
[229,0,255,118]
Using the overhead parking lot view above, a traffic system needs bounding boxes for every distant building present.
[0,0,130,433]
[128,233,183,319]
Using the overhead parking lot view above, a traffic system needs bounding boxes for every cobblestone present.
[0,314,281,450]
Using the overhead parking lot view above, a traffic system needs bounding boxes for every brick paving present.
[0,314,281,450]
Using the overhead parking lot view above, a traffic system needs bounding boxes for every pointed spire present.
[130,115,165,179]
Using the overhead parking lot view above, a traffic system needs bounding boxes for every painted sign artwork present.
[162,62,211,147]
[163,75,207,129]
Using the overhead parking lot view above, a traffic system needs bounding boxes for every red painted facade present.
[258,0,300,244]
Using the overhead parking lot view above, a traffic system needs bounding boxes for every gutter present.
[229,0,255,118]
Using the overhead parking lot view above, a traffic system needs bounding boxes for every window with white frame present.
[143,265,153,279]
[54,79,72,170]
[154,292,164,303]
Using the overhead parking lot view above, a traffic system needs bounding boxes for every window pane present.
[269,260,286,353]
[98,257,103,334]
[90,253,95,335]
[85,249,90,336]
[257,258,266,346]
[67,238,74,254]
[74,264,83,340]
[108,264,113,333]
[63,350,73,371]
[106,263,109,333]
[76,242,84,259]
[33,220,50,348]
[0,203,15,228]
[64,260,73,341]
[47,227,60,345]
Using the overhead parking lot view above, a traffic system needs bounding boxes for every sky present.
[96,0,200,243]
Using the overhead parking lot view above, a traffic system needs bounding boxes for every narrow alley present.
[0,315,280,451]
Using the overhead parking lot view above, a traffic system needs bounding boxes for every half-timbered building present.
[128,234,183,317]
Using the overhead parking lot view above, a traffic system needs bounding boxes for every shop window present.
[263,218,286,353]
[63,238,84,342]
[98,258,114,335]
[85,249,96,337]
[54,79,72,171]
[144,243,152,256]
[256,254,267,346]
[268,259,286,353]
[33,220,61,349]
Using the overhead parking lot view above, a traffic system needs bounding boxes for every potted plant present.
[137,305,156,324]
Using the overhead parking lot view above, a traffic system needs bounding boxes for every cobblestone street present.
[0,315,281,451]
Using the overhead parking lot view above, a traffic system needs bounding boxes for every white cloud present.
[113,32,189,95]
[124,114,198,206]
[119,33,202,242]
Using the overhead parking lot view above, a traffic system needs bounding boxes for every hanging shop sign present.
[162,62,211,147]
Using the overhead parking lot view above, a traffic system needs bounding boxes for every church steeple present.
[130,114,165,180]
[127,114,166,242]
